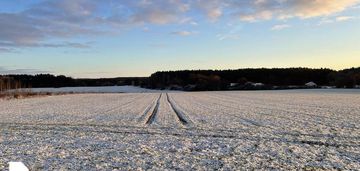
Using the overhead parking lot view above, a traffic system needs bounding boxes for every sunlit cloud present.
[0,0,359,52]
[195,0,224,21]
[232,0,360,21]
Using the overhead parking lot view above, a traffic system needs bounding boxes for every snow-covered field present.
[20,85,160,93]
[0,89,359,170]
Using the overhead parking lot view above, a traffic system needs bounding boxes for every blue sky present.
[0,0,360,78]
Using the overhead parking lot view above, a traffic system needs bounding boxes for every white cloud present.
[0,47,14,53]
[0,67,51,75]
[216,34,240,41]
[318,15,356,25]
[318,18,334,25]
[336,16,354,21]
[171,31,195,36]
[179,17,198,25]
[142,27,150,32]
[271,24,291,31]
[240,10,273,22]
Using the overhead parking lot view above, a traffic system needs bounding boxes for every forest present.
[147,67,360,90]
[1,67,359,92]
[0,74,146,92]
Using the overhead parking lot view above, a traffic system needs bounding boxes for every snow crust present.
[0,89,359,170]
[20,86,159,93]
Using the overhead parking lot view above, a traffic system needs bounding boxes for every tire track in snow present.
[145,93,162,125]
[137,94,159,123]
[166,93,193,126]
[171,93,268,129]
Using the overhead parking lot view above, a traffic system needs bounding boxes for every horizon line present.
[1,66,359,79]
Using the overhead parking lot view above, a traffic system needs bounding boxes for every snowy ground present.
[19,85,161,93]
[18,86,159,93]
[0,89,359,170]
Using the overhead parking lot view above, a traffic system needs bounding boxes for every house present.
[305,81,317,87]
[253,83,264,87]
[230,83,239,87]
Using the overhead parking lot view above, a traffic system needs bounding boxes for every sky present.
[0,0,360,78]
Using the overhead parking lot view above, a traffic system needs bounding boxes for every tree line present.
[0,74,146,92]
[0,76,24,92]
[146,67,360,91]
[1,67,359,91]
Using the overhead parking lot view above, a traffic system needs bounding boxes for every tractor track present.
[137,94,159,122]
[145,93,162,125]
[141,93,193,126]
[166,93,192,126]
